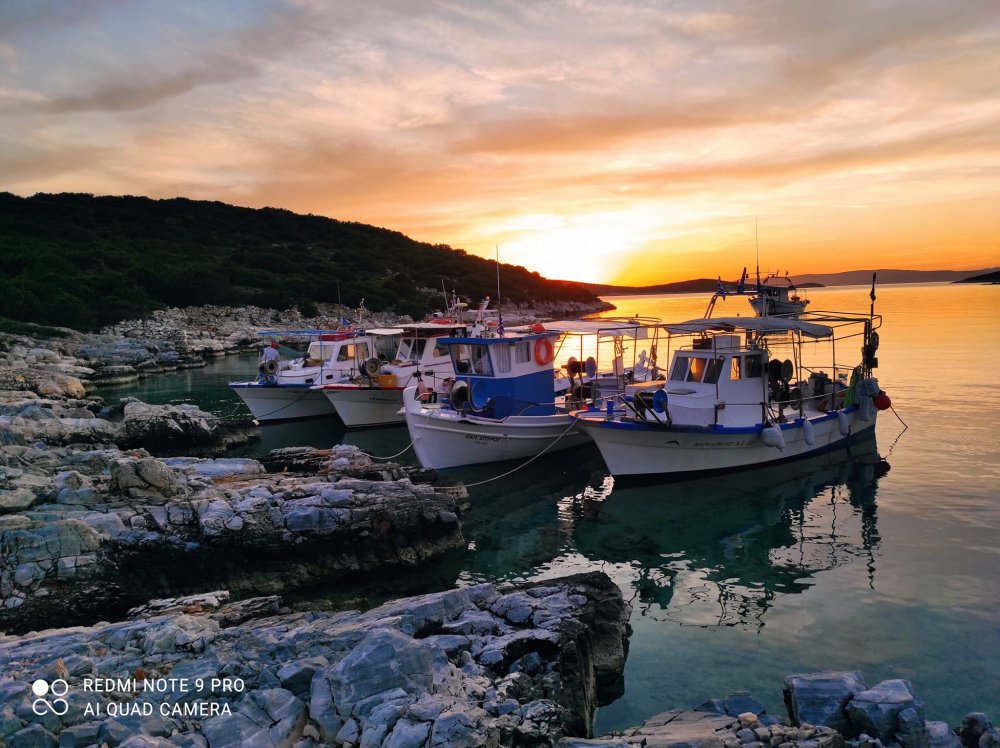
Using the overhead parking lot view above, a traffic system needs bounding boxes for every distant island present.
[579,267,999,296]
[955,270,1000,284]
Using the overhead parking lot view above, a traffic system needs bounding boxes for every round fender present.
[534,338,554,365]
[873,391,891,410]
[584,356,598,378]
[363,357,381,377]
[262,359,279,376]
[781,359,794,381]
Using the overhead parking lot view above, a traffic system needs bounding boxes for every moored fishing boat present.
[749,272,811,316]
[229,328,401,422]
[571,293,888,481]
[706,268,810,318]
[315,321,467,427]
[402,319,659,469]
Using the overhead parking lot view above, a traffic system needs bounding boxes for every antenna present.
[495,246,504,336]
[754,218,761,290]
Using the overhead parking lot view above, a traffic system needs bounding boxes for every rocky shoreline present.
[0,299,616,392]
[0,580,995,747]
[1,303,997,747]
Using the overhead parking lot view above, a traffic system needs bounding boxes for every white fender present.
[837,410,850,436]
[800,417,815,446]
[761,423,785,451]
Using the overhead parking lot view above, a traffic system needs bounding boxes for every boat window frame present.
[686,356,707,383]
[670,356,690,382]
[704,357,725,384]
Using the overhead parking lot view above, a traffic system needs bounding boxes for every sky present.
[1,0,998,285]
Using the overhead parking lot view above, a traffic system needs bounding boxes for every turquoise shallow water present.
[99,283,1000,730]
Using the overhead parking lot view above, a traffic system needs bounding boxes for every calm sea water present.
[99,283,1000,730]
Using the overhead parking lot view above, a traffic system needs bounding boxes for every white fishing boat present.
[402,319,659,469]
[571,299,889,481]
[229,328,401,422]
[749,272,811,316]
[706,268,810,318]
[315,321,467,427]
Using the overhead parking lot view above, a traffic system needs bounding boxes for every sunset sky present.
[2,0,998,285]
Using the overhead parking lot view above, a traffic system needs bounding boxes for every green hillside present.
[0,192,599,331]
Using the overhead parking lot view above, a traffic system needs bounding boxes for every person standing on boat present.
[258,341,280,383]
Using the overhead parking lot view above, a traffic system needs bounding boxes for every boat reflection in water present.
[566,434,888,630]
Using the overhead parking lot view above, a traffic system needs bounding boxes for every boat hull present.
[320,385,405,427]
[403,388,590,469]
[573,407,876,481]
[229,383,337,422]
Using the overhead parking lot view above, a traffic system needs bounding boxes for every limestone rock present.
[845,679,927,746]
[784,670,867,735]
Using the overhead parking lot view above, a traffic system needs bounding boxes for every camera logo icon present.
[31,679,70,716]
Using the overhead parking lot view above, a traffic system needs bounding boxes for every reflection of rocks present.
[0,445,465,633]
[0,572,630,747]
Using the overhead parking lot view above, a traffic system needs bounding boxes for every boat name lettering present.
[691,440,752,448]
[464,434,502,443]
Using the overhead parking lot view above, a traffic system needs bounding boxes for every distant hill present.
[579,267,997,296]
[0,192,599,331]
[579,276,822,296]
[955,270,1000,284]
[791,268,999,286]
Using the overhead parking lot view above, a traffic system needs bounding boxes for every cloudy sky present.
[2,0,998,284]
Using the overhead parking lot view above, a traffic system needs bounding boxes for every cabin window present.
[469,345,493,375]
[686,357,707,382]
[670,357,689,382]
[398,338,426,362]
[745,354,763,378]
[493,345,512,373]
[514,341,531,364]
[704,357,724,384]
[452,345,493,375]
[337,343,369,362]
[730,356,742,380]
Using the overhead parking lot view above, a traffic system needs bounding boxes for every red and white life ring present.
[534,338,554,365]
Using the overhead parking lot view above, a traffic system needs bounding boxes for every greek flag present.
[716,278,727,298]
[497,318,505,337]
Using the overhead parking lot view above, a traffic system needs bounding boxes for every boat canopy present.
[662,316,833,339]
[509,319,653,339]
[364,327,406,336]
